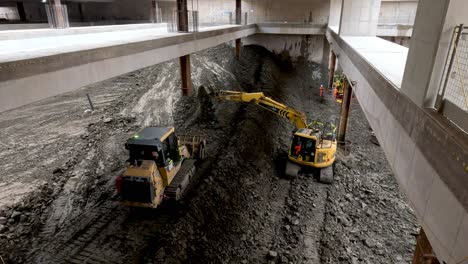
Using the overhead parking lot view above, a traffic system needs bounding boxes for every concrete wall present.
[378,0,417,25]
[196,0,330,25]
[379,36,411,47]
[340,0,382,36]
[328,0,342,31]
[243,34,328,63]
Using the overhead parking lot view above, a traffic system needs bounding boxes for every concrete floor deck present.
[342,36,408,88]
[0,25,242,63]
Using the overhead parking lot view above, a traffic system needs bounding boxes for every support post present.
[412,228,440,264]
[78,3,84,22]
[177,0,191,95]
[177,0,189,32]
[235,39,241,59]
[235,0,242,58]
[16,2,27,21]
[337,78,352,142]
[235,0,241,25]
[328,50,336,89]
[180,55,192,96]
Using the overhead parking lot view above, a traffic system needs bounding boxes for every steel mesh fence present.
[440,25,468,112]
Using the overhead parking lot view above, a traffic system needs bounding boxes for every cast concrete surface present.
[327,27,468,263]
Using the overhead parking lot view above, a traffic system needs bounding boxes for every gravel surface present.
[0,44,417,264]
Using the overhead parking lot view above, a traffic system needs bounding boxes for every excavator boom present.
[215,90,309,129]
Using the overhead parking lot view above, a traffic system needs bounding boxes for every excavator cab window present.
[290,135,316,162]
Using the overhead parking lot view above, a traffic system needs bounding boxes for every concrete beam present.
[0,25,256,112]
[256,23,326,35]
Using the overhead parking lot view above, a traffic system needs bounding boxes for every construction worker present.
[319,84,324,103]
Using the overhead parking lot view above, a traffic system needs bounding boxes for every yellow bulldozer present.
[116,127,206,208]
[215,90,337,183]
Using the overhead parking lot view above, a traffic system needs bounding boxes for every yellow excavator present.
[116,127,206,208]
[215,90,337,183]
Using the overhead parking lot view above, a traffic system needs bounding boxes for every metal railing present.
[167,10,199,32]
[438,24,468,131]
[45,4,69,28]
[378,13,416,26]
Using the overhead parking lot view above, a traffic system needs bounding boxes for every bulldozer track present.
[29,199,177,263]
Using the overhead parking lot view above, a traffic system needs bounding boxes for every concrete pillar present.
[16,2,26,21]
[235,0,242,59]
[328,50,337,89]
[235,39,242,59]
[177,0,189,32]
[337,78,352,142]
[47,0,68,28]
[235,0,241,25]
[339,0,382,36]
[401,0,468,108]
[180,55,192,96]
[177,0,192,95]
[78,3,84,22]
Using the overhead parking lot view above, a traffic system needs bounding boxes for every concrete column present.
[235,39,242,59]
[337,78,352,142]
[339,0,382,36]
[16,2,26,21]
[235,0,241,25]
[401,0,468,108]
[47,0,68,28]
[78,3,84,22]
[180,55,192,96]
[328,50,337,89]
[177,0,192,95]
[177,0,189,32]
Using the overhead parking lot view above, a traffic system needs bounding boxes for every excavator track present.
[164,159,196,200]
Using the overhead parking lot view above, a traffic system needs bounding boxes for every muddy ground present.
[0,44,417,263]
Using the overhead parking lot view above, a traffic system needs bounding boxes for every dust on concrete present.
[0,44,417,264]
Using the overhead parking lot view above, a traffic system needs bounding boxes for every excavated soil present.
[0,44,417,264]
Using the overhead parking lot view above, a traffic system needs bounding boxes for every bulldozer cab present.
[125,127,181,167]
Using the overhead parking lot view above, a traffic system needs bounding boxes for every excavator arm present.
[215,90,309,129]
